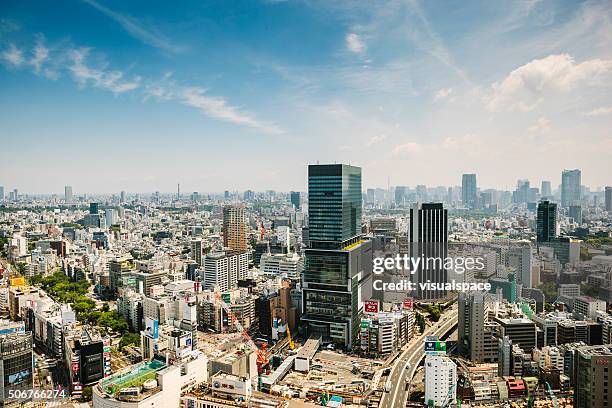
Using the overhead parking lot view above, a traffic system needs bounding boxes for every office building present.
[606,186,612,212]
[424,355,457,407]
[573,296,606,320]
[202,251,248,292]
[0,186,4,201]
[65,185,73,203]
[120,190,126,203]
[561,169,581,208]
[191,239,203,266]
[409,202,448,299]
[290,191,300,210]
[569,205,582,224]
[494,317,537,354]
[223,205,247,252]
[461,173,477,208]
[302,164,372,348]
[90,202,99,215]
[0,331,33,402]
[536,200,557,242]
[395,186,408,206]
[541,181,552,198]
[458,292,498,362]
[575,345,612,408]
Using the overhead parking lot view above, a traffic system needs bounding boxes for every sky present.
[1,0,612,194]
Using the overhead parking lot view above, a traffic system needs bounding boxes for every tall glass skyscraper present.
[409,202,448,299]
[561,169,581,208]
[302,164,372,348]
[308,164,361,246]
[461,173,477,209]
[537,200,557,242]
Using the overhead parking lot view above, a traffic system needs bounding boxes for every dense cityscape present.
[0,166,610,408]
[2,1,612,407]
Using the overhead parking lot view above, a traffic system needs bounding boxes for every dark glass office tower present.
[409,202,448,300]
[536,200,557,242]
[461,174,477,209]
[308,164,361,246]
[302,164,372,349]
[290,191,301,210]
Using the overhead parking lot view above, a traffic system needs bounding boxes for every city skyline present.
[1,0,612,192]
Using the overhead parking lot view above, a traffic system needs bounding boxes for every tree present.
[81,386,92,401]
[119,332,140,350]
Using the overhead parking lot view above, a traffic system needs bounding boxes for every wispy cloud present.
[585,106,612,117]
[346,33,366,54]
[0,33,280,133]
[30,37,50,73]
[1,44,24,67]
[366,134,386,147]
[68,48,141,93]
[179,87,283,135]
[82,0,186,54]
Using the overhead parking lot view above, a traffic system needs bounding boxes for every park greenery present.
[29,272,128,334]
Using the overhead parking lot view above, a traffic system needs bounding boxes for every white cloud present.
[83,0,186,54]
[346,33,366,54]
[366,134,386,147]
[391,142,422,157]
[487,54,612,111]
[585,106,612,117]
[179,87,283,134]
[1,44,24,67]
[30,40,49,73]
[68,48,140,93]
[434,87,452,101]
[528,117,551,134]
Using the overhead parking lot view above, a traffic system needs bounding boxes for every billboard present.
[403,298,414,309]
[424,340,447,356]
[364,300,379,314]
[145,318,159,339]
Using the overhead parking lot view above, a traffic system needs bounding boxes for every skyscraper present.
[191,239,203,266]
[223,205,247,251]
[536,200,557,242]
[89,202,99,215]
[461,173,477,209]
[561,169,581,208]
[308,164,361,245]
[606,186,612,212]
[409,202,448,299]
[64,185,73,203]
[120,190,126,203]
[302,164,372,348]
[0,186,4,201]
[290,191,300,210]
[569,205,582,224]
[541,181,552,198]
[395,186,408,206]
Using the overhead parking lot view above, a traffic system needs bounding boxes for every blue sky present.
[1,0,611,194]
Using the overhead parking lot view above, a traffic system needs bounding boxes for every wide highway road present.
[379,305,458,408]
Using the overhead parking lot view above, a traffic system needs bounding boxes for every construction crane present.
[286,324,295,350]
[212,291,269,371]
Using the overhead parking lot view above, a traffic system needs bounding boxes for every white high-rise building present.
[203,251,248,292]
[259,252,303,281]
[424,355,457,407]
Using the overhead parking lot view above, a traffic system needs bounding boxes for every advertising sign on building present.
[364,300,379,314]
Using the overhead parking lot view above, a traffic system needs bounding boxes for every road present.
[379,305,458,408]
